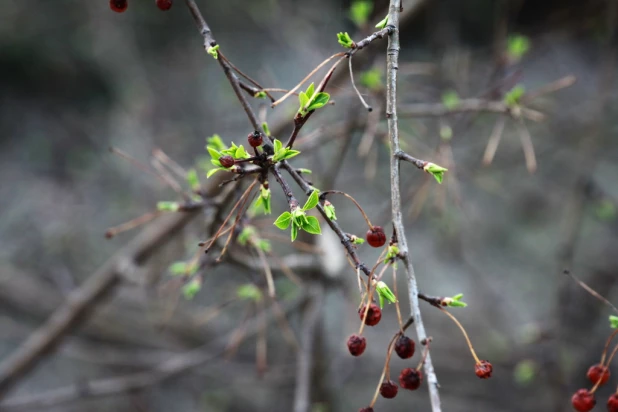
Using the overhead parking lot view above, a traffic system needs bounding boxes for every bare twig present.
[386,1,441,410]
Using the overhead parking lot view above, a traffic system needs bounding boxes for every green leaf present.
[384,245,399,264]
[441,90,460,110]
[302,190,320,211]
[350,0,373,27]
[234,145,250,159]
[157,201,179,212]
[507,35,530,62]
[238,225,257,246]
[297,168,312,174]
[337,32,355,49]
[206,134,226,151]
[207,147,222,160]
[262,122,271,136]
[444,293,468,308]
[423,162,448,184]
[360,69,382,91]
[305,83,315,100]
[291,223,298,241]
[237,284,262,302]
[307,92,330,112]
[182,277,202,299]
[206,167,225,178]
[298,92,309,111]
[186,169,200,191]
[375,15,388,29]
[279,149,301,161]
[323,202,337,220]
[504,85,526,107]
[274,211,292,230]
[210,158,222,167]
[375,281,397,308]
[207,44,220,59]
[169,261,194,276]
[254,91,267,99]
[610,315,618,329]
[352,236,364,245]
[274,139,283,154]
[302,215,322,235]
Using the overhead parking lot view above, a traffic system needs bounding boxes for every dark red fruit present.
[475,360,493,379]
[219,155,235,168]
[110,0,128,12]
[358,408,373,412]
[394,335,415,359]
[156,0,173,10]
[587,364,610,386]
[347,334,367,357]
[248,131,263,148]
[399,368,422,390]
[380,380,398,399]
[366,226,386,248]
[607,393,618,412]
[358,303,382,326]
[571,389,596,412]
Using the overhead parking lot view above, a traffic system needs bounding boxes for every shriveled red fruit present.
[587,363,610,386]
[607,393,618,412]
[358,408,373,412]
[156,0,173,10]
[110,0,128,12]
[394,335,415,359]
[380,380,398,399]
[358,303,382,326]
[347,334,367,357]
[399,368,422,390]
[571,389,596,412]
[475,360,493,379]
[219,155,235,168]
[366,226,386,248]
[248,131,263,148]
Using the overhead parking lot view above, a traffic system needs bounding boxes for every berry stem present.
[439,307,481,364]
[348,55,372,112]
[392,265,404,333]
[105,211,161,238]
[321,190,374,229]
[601,328,618,365]
[416,338,432,371]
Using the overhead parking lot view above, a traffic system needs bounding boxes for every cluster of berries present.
[571,364,617,411]
[109,0,173,13]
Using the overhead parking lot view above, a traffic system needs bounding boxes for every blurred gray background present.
[1,0,618,411]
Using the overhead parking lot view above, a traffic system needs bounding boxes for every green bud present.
[207,44,220,59]
[262,122,271,136]
[182,277,202,300]
[423,162,448,184]
[237,283,262,302]
[442,293,467,308]
[157,201,180,212]
[337,32,355,49]
[375,15,388,29]
[254,91,267,99]
[375,281,397,308]
[610,315,618,329]
[323,201,337,220]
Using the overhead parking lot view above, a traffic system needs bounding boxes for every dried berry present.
[571,389,596,412]
[347,334,367,357]
[380,380,398,399]
[366,226,386,248]
[399,368,422,390]
[358,303,382,326]
[110,0,128,12]
[587,364,610,386]
[156,0,173,10]
[219,155,235,168]
[248,131,263,148]
[607,393,618,412]
[394,335,415,359]
[475,360,493,379]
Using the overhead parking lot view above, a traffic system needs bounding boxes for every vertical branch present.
[385,1,442,411]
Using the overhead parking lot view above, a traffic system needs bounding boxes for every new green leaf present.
[423,162,448,184]
[302,190,320,211]
[375,15,388,29]
[337,32,355,49]
[302,216,322,235]
[274,211,292,230]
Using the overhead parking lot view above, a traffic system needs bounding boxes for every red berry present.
[571,389,596,412]
[347,334,367,357]
[607,393,618,412]
[248,131,263,148]
[475,360,493,379]
[156,0,173,10]
[358,408,373,412]
[366,226,386,248]
[110,0,128,12]
[380,380,399,399]
[394,335,415,359]
[219,155,235,168]
[587,364,610,386]
[399,368,422,390]
[358,303,382,326]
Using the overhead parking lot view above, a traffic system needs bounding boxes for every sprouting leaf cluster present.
[298,82,331,117]
[272,138,300,163]
[337,32,355,49]
[250,185,272,216]
[205,135,251,178]
[273,190,322,241]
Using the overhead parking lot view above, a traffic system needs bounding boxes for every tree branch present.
[386,1,441,411]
